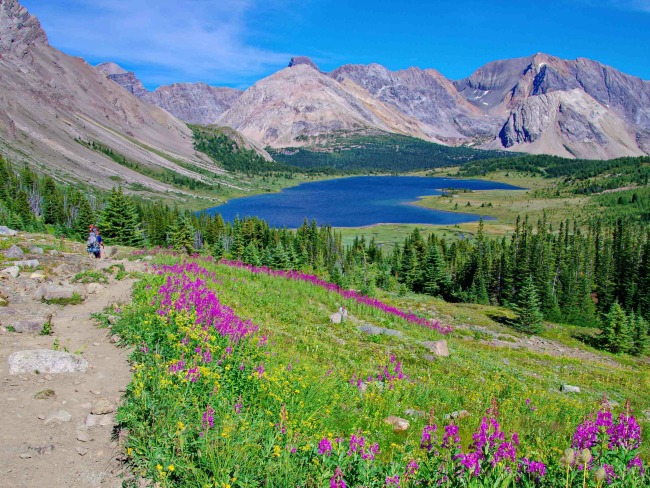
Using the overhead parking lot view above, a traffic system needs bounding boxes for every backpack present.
[86,234,98,252]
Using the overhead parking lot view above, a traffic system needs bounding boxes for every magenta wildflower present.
[420,424,438,451]
[607,412,641,450]
[442,424,461,449]
[628,456,645,476]
[318,438,333,456]
[519,458,547,480]
[330,467,346,488]
[202,405,215,430]
[385,475,400,486]
[456,451,482,477]
[348,433,365,455]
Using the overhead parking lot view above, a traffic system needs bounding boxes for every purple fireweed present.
[348,433,365,455]
[519,458,547,480]
[456,451,482,477]
[442,424,461,450]
[628,456,645,476]
[220,260,452,334]
[330,467,346,488]
[385,475,400,486]
[318,438,333,456]
[202,405,215,430]
[607,412,641,450]
[420,424,438,452]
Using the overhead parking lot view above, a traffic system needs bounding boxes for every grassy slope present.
[114,254,649,486]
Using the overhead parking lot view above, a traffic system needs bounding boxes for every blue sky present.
[21,0,650,90]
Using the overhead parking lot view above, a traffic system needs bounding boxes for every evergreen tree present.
[242,242,261,266]
[601,302,633,354]
[100,187,143,246]
[513,276,544,335]
[631,313,649,357]
[422,242,449,297]
[170,215,195,255]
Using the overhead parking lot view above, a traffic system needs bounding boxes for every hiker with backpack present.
[86,228,101,259]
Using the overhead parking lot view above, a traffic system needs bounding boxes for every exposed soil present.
[0,234,145,487]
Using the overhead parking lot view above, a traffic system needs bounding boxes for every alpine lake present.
[205,176,524,228]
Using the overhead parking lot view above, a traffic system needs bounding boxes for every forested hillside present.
[269,133,512,172]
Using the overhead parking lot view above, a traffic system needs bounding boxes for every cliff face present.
[330,63,501,143]
[143,83,242,125]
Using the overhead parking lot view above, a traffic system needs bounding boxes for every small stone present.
[44,374,53,381]
[384,415,410,432]
[20,453,32,459]
[44,409,72,424]
[29,246,44,254]
[30,271,46,281]
[12,316,50,334]
[0,226,18,236]
[91,398,115,415]
[421,340,450,357]
[109,334,121,344]
[76,447,89,456]
[358,324,403,337]
[502,358,510,365]
[38,414,45,420]
[90,390,101,395]
[14,259,40,268]
[86,283,105,295]
[5,245,24,259]
[1,266,20,278]
[77,431,93,442]
[444,410,471,420]
[329,312,342,324]
[561,384,581,393]
[106,316,118,325]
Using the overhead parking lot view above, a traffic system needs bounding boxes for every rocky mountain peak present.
[288,56,319,71]
[0,0,48,56]
[95,62,128,76]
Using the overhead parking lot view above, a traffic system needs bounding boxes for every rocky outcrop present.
[288,56,320,71]
[0,0,48,57]
[494,89,644,159]
[331,63,501,142]
[143,83,242,125]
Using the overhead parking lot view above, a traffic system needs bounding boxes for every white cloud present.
[22,0,295,88]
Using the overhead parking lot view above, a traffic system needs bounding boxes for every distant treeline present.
[269,133,513,172]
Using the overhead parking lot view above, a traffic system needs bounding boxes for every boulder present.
[12,316,50,334]
[0,226,18,236]
[86,283,105,295]
[8,349,88,374]
[422,340,450,357]
[329,312,342,324]
[384,415,410,432]
[561,384,581,393]
[36,284,75,301]
[14,259,40,268]
[29,246,44,254]
[5,245,24,258]
[358,325,403,337]
[1,266,20,278]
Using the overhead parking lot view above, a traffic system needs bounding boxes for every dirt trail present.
[0,243,145,488]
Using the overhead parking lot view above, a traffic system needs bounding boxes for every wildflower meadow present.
[112,254,649,487]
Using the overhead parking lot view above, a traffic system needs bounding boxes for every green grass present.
[43,292,83,306]
[113,254,649,487]
[72,270,108,284]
